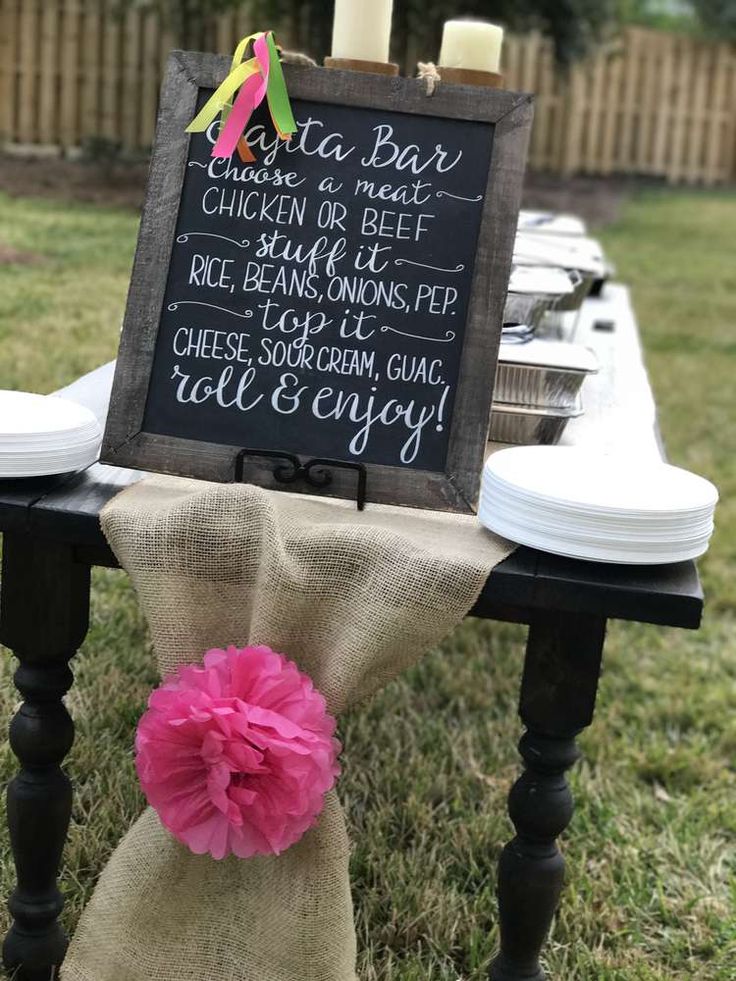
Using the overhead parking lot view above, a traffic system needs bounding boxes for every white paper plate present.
[0,451,99,477]
[480,483,715,527]
[478,446,717,564]
[0,390,102,478]
[484,447,718,515]
[481,482,716,528]
[478,506,712,565]
[479,495,714,545]
[0,432,100,450]
[0,436,101,455]
[0,390,100,436]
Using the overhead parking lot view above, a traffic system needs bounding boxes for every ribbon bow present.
[186,31,297,162]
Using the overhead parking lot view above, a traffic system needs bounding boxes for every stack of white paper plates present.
[0,391,102,478]
[479,446,718,565]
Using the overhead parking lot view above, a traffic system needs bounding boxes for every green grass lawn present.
[0,186,734,980]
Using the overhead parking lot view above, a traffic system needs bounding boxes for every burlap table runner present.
[61,474,514,981]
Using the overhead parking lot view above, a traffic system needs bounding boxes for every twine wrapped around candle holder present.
[416,62,504,96]
[324,56,399,76]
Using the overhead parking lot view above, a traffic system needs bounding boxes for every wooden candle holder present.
[324,57,399,76]
[438,66,504,89]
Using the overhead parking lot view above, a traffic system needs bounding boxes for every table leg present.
[1,533,90,981]
[489,610,606,981]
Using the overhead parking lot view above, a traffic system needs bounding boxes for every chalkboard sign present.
[102,51,533,512]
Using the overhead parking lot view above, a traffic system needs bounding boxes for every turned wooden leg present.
[1,533,90,981]
[490,611,606,981]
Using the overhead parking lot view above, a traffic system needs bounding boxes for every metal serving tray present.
[549,270,597,312]
[536,309,579,341]
[495,362,588,409]
[503,292,553,329]
[489,400,583,445]
[495,340,598,409]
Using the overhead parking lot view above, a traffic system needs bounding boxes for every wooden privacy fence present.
[0,0,256,156]
[1,1,735,185]
[506,27,736,184]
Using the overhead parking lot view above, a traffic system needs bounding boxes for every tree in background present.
[690,0,736,35]
[249,0,618,68]
[135,0,736,61]
[136,0,617,66]
[619,0,736,37]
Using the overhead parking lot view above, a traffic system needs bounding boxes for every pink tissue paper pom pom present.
[135,645,341,860]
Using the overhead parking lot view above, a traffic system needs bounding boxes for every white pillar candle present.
[439,20,504,73]
[331,0,394,63]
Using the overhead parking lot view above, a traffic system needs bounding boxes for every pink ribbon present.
[212,33,271,159]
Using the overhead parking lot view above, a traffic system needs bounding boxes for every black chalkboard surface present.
[102,52,533,512]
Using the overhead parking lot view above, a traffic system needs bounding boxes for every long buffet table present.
[0,284,702,981]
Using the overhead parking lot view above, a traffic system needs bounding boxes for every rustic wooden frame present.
[101,50,533,512]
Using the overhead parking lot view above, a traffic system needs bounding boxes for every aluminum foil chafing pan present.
[518,210,588,236]
[549,269,597,312]
[590,259,617,298]
[503,292,553,330]
[489,401,583,446]
[495,339,598,409]
[512,234,605,313]
[535,309,583,342]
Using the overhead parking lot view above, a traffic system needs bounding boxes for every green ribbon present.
[265,33,297,139]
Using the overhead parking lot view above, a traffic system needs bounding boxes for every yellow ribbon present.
[229,32,263,73]
[185,32,264,135]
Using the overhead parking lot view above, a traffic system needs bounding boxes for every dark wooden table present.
[0,287,704,981]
